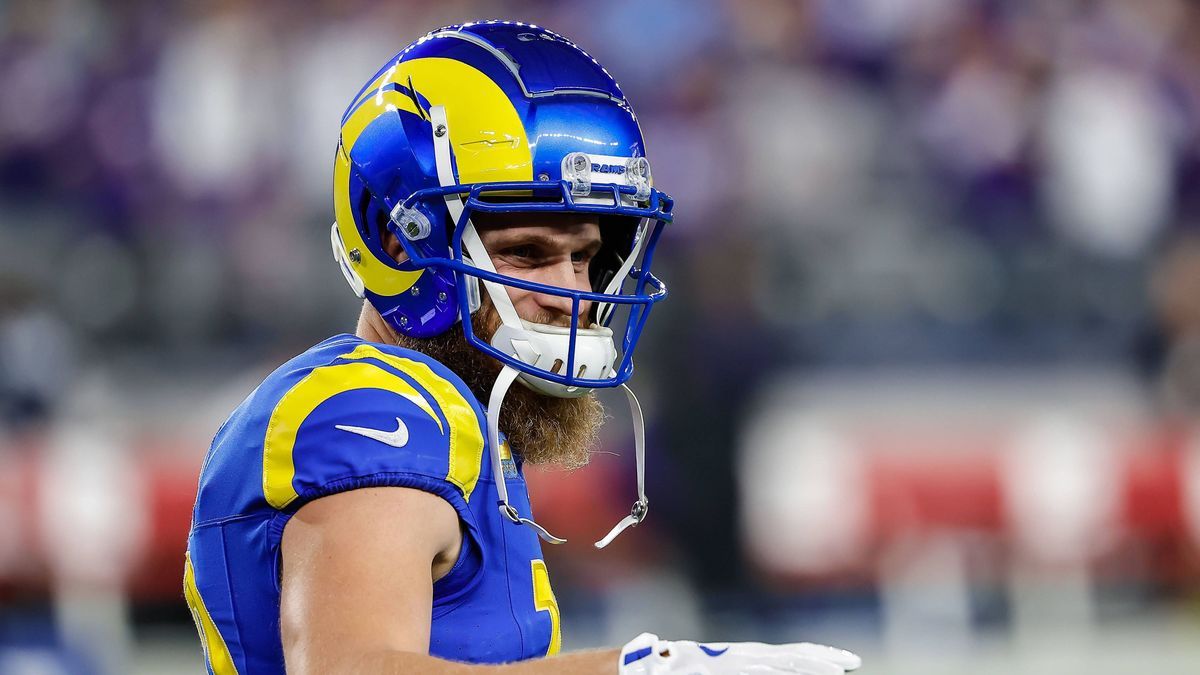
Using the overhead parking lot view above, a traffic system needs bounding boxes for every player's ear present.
[382,231,408,264]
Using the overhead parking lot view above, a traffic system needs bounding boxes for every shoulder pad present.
[261,342,486,511]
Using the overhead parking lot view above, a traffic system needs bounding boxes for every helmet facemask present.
[381,105,670,546]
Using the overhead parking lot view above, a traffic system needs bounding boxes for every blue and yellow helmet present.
[332,20,672,393]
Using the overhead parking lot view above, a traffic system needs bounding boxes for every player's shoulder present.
[194,334,489,523]
[253,333,481,420]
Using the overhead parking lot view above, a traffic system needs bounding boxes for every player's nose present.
[531,260,591,325]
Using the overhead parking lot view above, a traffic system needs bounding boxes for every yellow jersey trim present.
[342,345,485,502]
[261,359,442,510]
[183,552,238,675]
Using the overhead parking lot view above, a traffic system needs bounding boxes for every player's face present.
[474,212,602,327]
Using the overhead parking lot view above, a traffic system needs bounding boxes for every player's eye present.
[572,247,598,265]
[506,245,536,259]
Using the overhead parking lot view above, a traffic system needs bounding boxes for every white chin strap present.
[593,381,650,549]
[431,105,648,547]
[487,364,649,548]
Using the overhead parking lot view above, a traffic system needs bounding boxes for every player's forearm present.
[496,649,619,674]
[342,648,620,674]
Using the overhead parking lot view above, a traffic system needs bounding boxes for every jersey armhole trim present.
[191,511,268,532]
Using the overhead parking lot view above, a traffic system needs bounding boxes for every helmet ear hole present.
[371,206,394,252]
[357,189,373,226]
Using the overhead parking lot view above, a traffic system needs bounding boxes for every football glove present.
[618,632,862,675]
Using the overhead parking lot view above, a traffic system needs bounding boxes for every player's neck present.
[354,302,401,346]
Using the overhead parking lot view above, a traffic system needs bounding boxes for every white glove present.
[618,632,862,675]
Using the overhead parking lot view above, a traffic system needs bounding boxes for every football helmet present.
[331,21,673,546]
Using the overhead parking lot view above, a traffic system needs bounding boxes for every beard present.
[391,305,605,469]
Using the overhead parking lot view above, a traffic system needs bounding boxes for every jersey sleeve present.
[260,343,488,521]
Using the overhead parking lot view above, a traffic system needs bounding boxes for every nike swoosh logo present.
[699,645,729,657]
[335,417,409,448]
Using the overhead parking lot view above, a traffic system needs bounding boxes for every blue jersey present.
[184,335,560,674]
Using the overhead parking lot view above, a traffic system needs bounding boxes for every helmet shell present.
[333,21,647,337]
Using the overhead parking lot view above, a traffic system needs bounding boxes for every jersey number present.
[531,559,561,656]
[183,552,237,674]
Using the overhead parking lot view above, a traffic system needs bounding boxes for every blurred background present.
[2,0,1200,672]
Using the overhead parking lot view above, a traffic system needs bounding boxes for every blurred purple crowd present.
[5,0,1200,422]
[3,3,1200,670]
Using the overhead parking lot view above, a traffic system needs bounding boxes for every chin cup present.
[489,321,618,399]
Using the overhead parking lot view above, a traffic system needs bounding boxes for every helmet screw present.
[570,154,588,172]
[399,315,408,326]
[434,123,447,138]
[537,172,550,181]
[349,248,361,264]
[438,291,447,301]
[411,286,420,296]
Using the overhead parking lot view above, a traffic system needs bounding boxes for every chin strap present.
[489,365,567,544]
[487,364,650,548]
[487,362,652,547]
[594,383,649,549]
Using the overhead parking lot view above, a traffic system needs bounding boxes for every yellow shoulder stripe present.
[341,345,485,502]
[183,552,238,675]
[262,360,442,510]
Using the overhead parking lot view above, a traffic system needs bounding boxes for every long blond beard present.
[391,307,605,468]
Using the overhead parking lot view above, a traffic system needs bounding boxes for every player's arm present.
[279,486,619,675]
[280,487,860,675]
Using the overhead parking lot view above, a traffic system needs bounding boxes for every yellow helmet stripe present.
[399,57,533,184]
[334,87,425,296]
[347,64,403,116]
[334,54,536,300]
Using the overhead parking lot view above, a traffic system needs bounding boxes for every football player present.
[184,21,862,675]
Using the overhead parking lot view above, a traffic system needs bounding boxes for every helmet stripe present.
[399,57,533,184]
[333,55,534,301]
[333,144,423,295]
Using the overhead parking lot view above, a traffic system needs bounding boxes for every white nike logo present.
[335,417,410,448]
